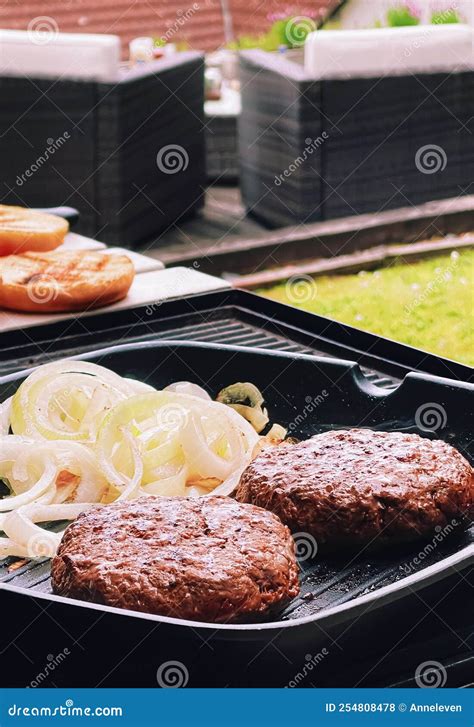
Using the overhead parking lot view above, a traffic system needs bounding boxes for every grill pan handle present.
[33,206,80,228]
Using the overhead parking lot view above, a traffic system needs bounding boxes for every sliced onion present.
[164,382,211,400]
[216,382,269,433]
[2,502,96,558]
[0,364,280,562]
[141,463,188,496]
[96,391,258,496]
[0,396,12,435]
[0,458,57,512]
[179,411,234,481]
[124,378,156,394]
[51,441,107,502]
[141,433,182,479]
[10,360,139,440]
[266,423,287,442]
[225,403,269,434]
[187,484,212,497]
[0,437,106,508]
[115,429,143,501]
[211,465,249,497]
[0,538,29,559]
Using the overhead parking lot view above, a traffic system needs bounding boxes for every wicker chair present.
[239,30,474,228]
[0,45,205,246]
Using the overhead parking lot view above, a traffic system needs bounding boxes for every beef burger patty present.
[235,429,474,548]
[51,496,299,623]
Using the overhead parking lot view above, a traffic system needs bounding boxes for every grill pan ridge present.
[1,289,472,384]
[1,341,472,638]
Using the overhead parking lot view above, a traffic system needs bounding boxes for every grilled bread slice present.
[0,205,69,256]
[0,251,134,313]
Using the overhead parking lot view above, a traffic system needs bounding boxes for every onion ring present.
[0,360,279,560]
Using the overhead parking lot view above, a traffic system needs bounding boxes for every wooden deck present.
[141,186,474,278]
[141,185,263,264]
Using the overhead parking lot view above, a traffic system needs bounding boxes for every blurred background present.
[0,0,472,366]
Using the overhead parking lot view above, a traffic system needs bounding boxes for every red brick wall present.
[230,1,337,37]
[0,0,225,53]
[0,1,339,54]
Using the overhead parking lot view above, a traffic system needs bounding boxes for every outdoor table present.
[0,233,229,335]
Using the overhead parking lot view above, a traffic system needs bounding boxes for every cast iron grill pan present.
[1,289,471,385]
[1,342,472,633]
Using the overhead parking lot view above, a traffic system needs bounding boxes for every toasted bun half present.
[0,251,135,313]
[0,205,69,256]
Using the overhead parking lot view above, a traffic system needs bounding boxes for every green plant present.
[152,38,190,51]
[431,8,461,23]
[273,17,316,49]
[226,33,279,51]
[321,19,341,30]
[175,40,190,51]
[387,4,420,26]
[227,15,316,52]
[259,251,474,367]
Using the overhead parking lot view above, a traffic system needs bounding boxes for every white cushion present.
[0,30,120,82]
[304,25,474,79]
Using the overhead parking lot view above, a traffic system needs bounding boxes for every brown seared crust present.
[0,250,134,312]
[235,429,474,548]
[51,496,300,623]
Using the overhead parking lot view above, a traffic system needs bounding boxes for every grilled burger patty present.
[51,496,300,622]
[235,429,474,547]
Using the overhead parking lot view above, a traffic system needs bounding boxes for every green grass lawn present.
[259,250,474,366]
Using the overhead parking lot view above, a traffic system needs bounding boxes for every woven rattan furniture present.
[0,51,205,245]
[239,43,474,228]
[205,87,240,180]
